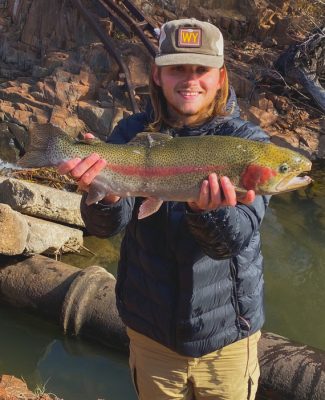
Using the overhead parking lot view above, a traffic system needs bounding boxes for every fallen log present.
[275,27,325,113]
[0,254,324,400]
[0,254,127,351]
[0,177,84,227]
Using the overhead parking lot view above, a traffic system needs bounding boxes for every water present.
[0,304,137,400]
[0,161,324,399]
[262,162,325,350]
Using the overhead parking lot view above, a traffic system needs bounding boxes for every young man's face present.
[152,64,224,126]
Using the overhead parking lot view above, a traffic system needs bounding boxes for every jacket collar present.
[152,86,240,137]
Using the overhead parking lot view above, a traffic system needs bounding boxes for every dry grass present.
[289,0,325,36]
[11,167,78,192]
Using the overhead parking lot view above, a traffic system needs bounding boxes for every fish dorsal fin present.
[76,136,102,145]
[128,132,173,148]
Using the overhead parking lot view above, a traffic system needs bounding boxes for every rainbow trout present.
[17,124,312,219]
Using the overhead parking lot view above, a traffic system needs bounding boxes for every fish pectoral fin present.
[138,198,163,219]
[85,176,111,205]
[234,187,248,201]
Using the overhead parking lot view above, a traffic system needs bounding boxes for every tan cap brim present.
[155,53,224,68]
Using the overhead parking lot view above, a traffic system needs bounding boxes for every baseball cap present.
[155,18,224,68]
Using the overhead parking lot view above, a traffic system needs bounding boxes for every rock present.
[267,94,293,114]
[24,214,83,256]
[83,42,116,76]
[78,100,115,137]
[0,0,323,161]
[294,127,320,154]
[13,0,96,52]
[44,67,98,106]
[49,105,86,138]
[188,5,247,39]
[43,51,70,72]
[0,79,50,112]
[0,203,28,255]
[0,374,54,400]
[32,65,50,78]
[10,108,33,127]
[251,92,275,112]
[7,122,28,149]
[119,42,151,88]
[246,105,278,128]
[0,81,51,128]
[0,203,83,256]
[227,68,254,99]
[269,131,317,159]
[0,127,19,163]
[0,177,84,227]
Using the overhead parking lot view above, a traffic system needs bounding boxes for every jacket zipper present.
[166,201,178,349]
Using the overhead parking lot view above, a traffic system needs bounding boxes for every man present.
[59,18,269,400]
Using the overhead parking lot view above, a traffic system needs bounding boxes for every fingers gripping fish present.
[17,124,312,219]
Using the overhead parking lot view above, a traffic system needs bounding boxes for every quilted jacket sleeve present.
[185,195,270,259]
[80,195,135,238]
[185,117,271,259]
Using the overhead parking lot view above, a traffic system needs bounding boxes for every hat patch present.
[177,28,202,48]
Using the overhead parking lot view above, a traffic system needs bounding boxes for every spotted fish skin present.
[18,124,312,216]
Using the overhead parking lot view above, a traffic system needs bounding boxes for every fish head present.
[240,145,312,195]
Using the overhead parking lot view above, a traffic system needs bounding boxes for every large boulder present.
[0,177,84,227]
[0,203,28,255]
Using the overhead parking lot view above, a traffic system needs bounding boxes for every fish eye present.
[279,163,290,173]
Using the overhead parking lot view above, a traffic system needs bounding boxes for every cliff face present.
[0,0,324,162]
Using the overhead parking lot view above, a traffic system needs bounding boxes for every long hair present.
[148,65,229,131]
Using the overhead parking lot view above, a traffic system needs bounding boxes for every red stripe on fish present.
[106,163,224,177]
[241,165,277,190]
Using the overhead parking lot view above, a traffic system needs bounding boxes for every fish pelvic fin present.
[17,123,69,168]
[138,197,163,219]
[86,175,112,205]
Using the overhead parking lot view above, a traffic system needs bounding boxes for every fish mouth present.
[275,173,313,192]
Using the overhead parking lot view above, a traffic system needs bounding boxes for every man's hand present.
[57,133,120,205]
[187,173,255,212]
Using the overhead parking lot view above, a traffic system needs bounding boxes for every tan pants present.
[127,328,261,400]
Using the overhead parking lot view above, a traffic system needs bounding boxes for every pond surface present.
[262,164,325,351]
[0,161,324,399]
[0,304,136,400]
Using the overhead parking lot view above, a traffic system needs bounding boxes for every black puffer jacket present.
[81,91,270,357]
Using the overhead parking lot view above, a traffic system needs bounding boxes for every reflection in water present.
[62,234,122,276]
[0,304,136,400]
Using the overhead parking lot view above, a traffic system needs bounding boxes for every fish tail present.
[17,123,67,168]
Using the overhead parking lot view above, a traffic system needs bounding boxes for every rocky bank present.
[0,374,60,400]
[0,0,323,164]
